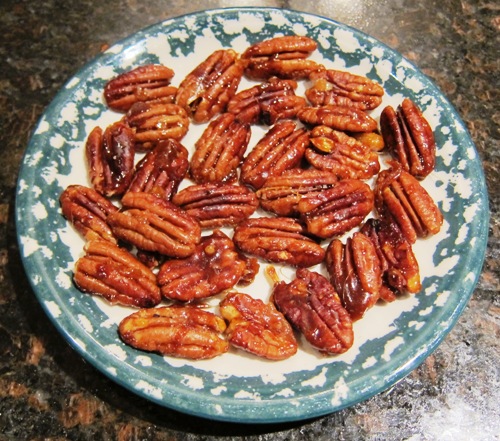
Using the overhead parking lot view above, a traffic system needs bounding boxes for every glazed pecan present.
[220,292,298,360]
[306,125,380,180]
[352,131,385,152]
[273,268,354,354]
[297,105,378,132]
[380,98,436,178]
[85,121,135,197]
[240,120,309,190]
[118,306,228,360]
[126,138,189,200]
[189,113,251,184]
[233,217,325,267]
[305,69,384,110]
[175,49,244,123]
[242,35,322,80]
[73,240,161,308]
[374,161,443,244]
[256,168,337,217]
[227,77,306,125]
[107,191,201,258]
[157,230,259,302]
[126,102,189,150]
[325,232,382,321]
[360,218,421,299]
[172,183,258,229]
[104,64,177,112]
[60,184,118,243]
[297,179,374,239]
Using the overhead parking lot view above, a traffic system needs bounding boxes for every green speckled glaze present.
[15,8,489,423]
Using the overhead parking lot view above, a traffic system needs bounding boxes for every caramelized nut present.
[297,105,378,132]
[220,292,298,360]
[189,113,251,184]
[233,217,325,267]
[60,184,118,243]
[73,240,161,308]
[119,306,228,360]
[273,268,354,354]
[108,192,201,258]
[157,230,258,302]
[172,183,258,229]
[104,64,176,112]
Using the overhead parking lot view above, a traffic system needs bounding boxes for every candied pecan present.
[240,120,309,190]
[352,131,385,152]
[306,125,380,180]
[242,35,322,80]
[73,240,161,308]
[172,183,258,229]
[119,306,228,360]
[256,168,337,217]
[380,98,436,178]
[220,292,298,360]
[157,230,259,302]
[126,102,189,150]
[85,121,135,197]
[126,138,189,200]
[60,184,118,243]
[107,192,201,258]
[325,232,382,320]
[360,218,421,298]
[175,49,244,123]
[233,217,325,267]
[272,268,354,354]
[189,113,251,184]
[227,77,306,125]
[297,105,378,132]
[374,161,443,244]
[104,64,177,112]
[305,69,384,110]
[297,179,374,239]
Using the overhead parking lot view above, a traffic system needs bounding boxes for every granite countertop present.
[1,1,499,440]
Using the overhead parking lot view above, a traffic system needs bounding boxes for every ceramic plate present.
[15,8,489,423]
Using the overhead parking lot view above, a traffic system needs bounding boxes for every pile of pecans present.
[60,35,443,361]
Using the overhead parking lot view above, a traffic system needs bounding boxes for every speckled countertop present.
[1,1,499,440]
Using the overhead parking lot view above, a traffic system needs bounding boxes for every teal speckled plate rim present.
[15,8,489,423]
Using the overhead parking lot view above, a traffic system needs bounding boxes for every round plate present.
[15,7,489,423]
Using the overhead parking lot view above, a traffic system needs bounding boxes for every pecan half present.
[297,105,378,132]
[60,184,118,243]
[126,138,189,200]
[126,102,189,150]
[189,113,251,184]
[374,161,443,244]
[85,121,135,197]
[172,183,258,229]
[220,292,298,360]
[297,179,374,239]
[73,240,161,308]
[227,77,306,125]
[157,230,259,302]
[272,268,354,354]
[256,168,337,217]
[233,217,325,267]
[118,306,228,360]
[242,35,322,80]
[107,192,201,258]
[325,232,382,321]
[380,98,436,178]
[306,69,384,110]
[240,120,309,190]
[306,125,380,180]
[175,49,244,123]
[360,218,421,299]
[104,64,177,112]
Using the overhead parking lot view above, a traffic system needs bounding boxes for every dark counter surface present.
[1,1,499,440]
